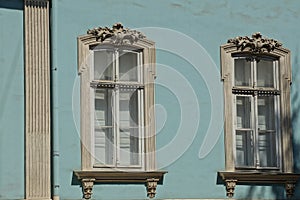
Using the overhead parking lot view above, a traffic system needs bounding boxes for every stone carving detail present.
[225,179,237,198]
[285,182,295,198]
[228,32,282,53]
[82,179,95,200]
[146,178,159,198]
[87,23,146,44]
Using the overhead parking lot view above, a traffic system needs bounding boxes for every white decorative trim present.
[24,0,51,199]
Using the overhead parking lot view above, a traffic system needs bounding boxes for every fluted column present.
[24,0,51,199]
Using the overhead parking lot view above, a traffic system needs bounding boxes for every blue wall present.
[0,0,24,199]
[51,0,300,199]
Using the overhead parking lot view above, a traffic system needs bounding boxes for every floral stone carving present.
[87,23,146,44]
[228,32,282,53]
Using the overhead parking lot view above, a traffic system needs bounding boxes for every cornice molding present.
[87,23,146,45]
[227,32,282,53]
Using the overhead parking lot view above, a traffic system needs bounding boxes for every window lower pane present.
[257,96,275,131]
[258,132,277,167]
[118,89,141,166]
[119,127,139,166]
[94,89,114,165]
[236,96,251,128]
[94,128,114,165]
[236,130,254,167]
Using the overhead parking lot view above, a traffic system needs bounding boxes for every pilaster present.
[24,0,51,199]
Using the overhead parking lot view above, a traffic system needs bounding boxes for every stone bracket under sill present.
[218,171,300,199]
[74,170,167,199]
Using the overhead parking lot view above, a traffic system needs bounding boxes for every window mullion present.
[114,50,120,167]
[253,94,260,168]
[114,50,119,81]
[252,60,256,88]
[275,94,281,169]
[114,86,120,167]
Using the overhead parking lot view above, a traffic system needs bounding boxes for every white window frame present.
[231,57,282,170]
[90,48,145,170]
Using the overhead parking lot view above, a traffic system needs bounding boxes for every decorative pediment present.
[87,23,146,45]
[227,32,282,53]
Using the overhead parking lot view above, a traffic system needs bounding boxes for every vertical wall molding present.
[24,0,51,199]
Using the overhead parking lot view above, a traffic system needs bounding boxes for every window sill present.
[74,170,167,199]
[218,171,300,198]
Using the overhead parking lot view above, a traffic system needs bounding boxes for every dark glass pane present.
[235,58,251,86]
[236,130,254,167]
[257,59,274,87]
[119,51,138,82]
[94,50,114,80]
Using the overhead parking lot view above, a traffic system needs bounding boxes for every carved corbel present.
[82,178,95,200]
[225,179,237,198]
[146,178,159,198]
[285,182,295,198]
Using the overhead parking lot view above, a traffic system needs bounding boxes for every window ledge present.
[218,171,300,198]
[74,170,167,199]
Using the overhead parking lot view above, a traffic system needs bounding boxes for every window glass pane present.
[236,130,254,167]
[119,89,140,166]
[119,128,139,166]
[119,51,138,82]
[119,89,139,128]
[95,89,113,127]
[94,128,114,165]
[235,58,251,87]
[257,96,275,130]
[94,89,114,165]
[236,96,251,128]
[257,59,274,87]
[258,132,277,167]
[94,50,114,80]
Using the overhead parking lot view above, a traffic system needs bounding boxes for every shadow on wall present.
[243,48,300,200]
[0,0,23,10]
[290,47,300,199]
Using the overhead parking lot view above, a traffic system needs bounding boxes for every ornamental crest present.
[87,23,146,45]
[227,32,282,53]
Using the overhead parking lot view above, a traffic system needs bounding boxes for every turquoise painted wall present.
[51,0,300,199]
[0,0,24,199]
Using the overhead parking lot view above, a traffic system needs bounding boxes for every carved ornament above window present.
[227,32,282,53]
[87,23,146,44]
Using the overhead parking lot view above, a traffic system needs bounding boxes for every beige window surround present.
[218,32,300,198]
[74,23,166,200]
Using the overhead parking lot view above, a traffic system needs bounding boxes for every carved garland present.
[228,32,282,54]
[87,23,146,45]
